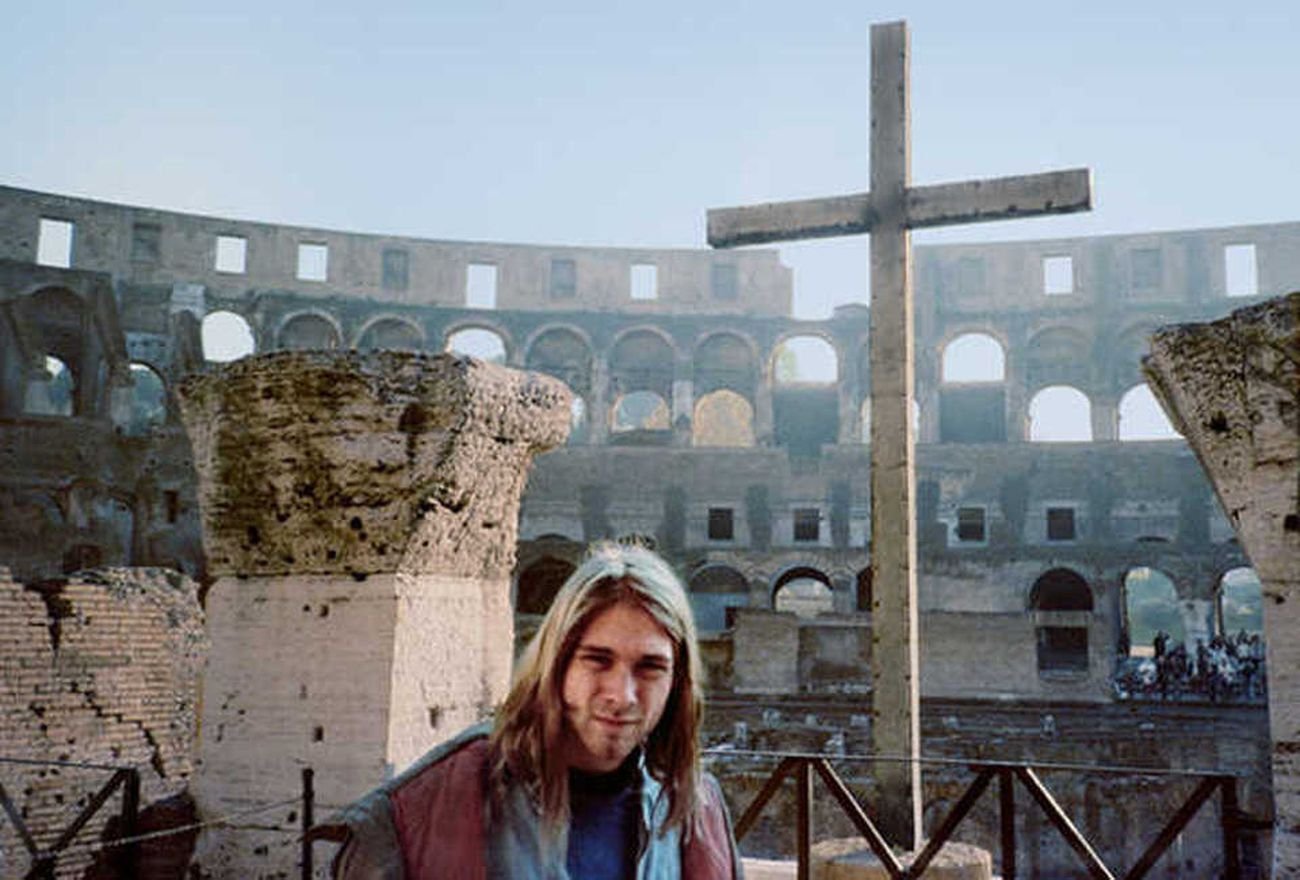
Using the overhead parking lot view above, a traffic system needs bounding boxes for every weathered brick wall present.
[0,567,204,878]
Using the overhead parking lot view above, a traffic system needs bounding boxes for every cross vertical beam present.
[865,20,922,849]
[705,18,1091,855]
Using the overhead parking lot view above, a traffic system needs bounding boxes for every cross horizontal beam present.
[707,168,1092,248]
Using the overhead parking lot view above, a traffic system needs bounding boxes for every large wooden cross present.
[707,20,1091,850]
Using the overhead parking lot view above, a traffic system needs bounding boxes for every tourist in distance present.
[328,541,742,879]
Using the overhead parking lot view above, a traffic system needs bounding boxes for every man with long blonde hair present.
[331,542,741,878]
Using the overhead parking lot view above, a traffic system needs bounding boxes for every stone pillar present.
[178,351,569,878]
[590,355,611,445]
[755,369,775,446]
[1144,292,1299,875]
[1092,392,1119,442]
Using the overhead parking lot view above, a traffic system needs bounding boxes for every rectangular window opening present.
[466,263,498,309]
[955,506,986,543]
[630,264,658,300]
[382,248,409,291]
[131,222,162,263]
[1046,507,1076,541]
[711,263,738,301]
[707,507,734,541]
[215,235,247,274]
[550,258,576,299]
[37,218,74,268]
[1038,626,1089,672]
[297,243,329,282]
[1043,255,1073,295]
[1224,244,1258,298]
[793,508,820,543]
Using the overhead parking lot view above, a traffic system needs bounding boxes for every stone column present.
[589,355,611,445]
[1144,292,1299,875]
[179,351,569,878]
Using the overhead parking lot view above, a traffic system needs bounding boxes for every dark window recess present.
[793,508,820,542]
[1037,626,1088,672]
[164,491,180,524]
[1046,507,1076,541]
[131,222,162,263]
[956,507,986,543]
[382,248,409,290]
[707,507,734,541]
[711,264,738,301]
[550,258,577,299]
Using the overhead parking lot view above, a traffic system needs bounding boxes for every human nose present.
[600,664,637,709]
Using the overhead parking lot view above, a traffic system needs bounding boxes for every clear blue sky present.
[4,0,1297,318]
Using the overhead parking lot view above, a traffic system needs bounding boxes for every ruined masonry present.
[1145,291,1300,877]
[0,567,205,878]
[177,351,569,878]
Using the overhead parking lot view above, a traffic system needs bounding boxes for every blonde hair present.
[490,542,705,838]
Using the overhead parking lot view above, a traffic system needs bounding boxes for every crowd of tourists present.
[1114,630,1267,702]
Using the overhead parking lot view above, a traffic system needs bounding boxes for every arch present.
[124,362,167,435]
[1030,568,1093,611]
[201,310,255,362]
[1028,386,1093,442]
[446,326,507,363]
[24,355,75,416]
[524,325,593,394]
[610,390,670,434]
[772,566,834,618]
[355,316,425,352]
[688,564,750,632]
[772,334,838,385]
[515,556,575,615]
[1025,326,1089,385]
[1217,567,1263,638]
[1123,566,1182,657]
[942,332,1005,383]
[694,331,758,397]
[1118,383,1181,441]
[609,327,676,397]
[277,311,342,351]
[692,389,755,447]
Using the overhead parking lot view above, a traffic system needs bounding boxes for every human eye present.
[637,657,672,678]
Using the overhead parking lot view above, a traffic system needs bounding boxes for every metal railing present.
[0,756,139,880]
[716,749,1258,880]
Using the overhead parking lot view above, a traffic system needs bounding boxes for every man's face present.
[560,601,676,773]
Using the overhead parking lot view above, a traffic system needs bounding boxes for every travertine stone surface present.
[809,837,992,879]
[0,567,205,879]
[179,350,570,580]
[1144,291,1300,875]
[179,351,569,879]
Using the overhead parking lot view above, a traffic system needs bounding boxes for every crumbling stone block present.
[178,351,569,879]
[1144,291,1300,875]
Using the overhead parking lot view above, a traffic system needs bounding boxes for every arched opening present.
[942,332,1005,383]
[25,355,74,416]
[688,565,750,632]
[1028,386,1093,442]
[447,327,507,363]
[939,332,1006,443]
[773,567,834,619]
[772,335,837,385]
[610,390,670,436]
[610,330,675,399]
[516,556,576,615]
[278,312,340,351]
[695,332,756,397]
[125,363,167,435]
[1218,567,1263,639]
[1118,383,1181,441]
[1123,567,1182,657]
[357,318,424,352]
[201,310,255,362]
[1030,568,1091,673]
[525,327,592,395]
[693,389,755,447]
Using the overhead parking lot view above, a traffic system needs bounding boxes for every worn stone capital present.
[179,351,570,580]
